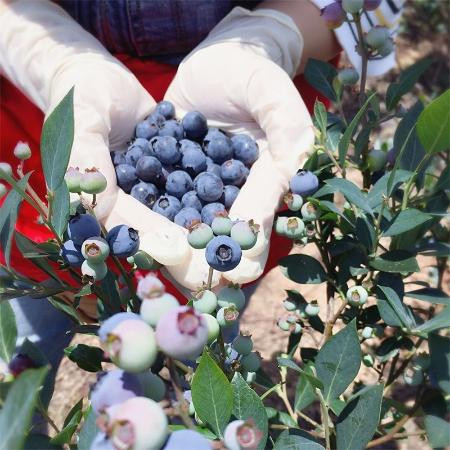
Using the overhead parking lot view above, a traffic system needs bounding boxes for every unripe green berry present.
[301,202,319,221]
[81,260,108,281]
[65,168,83,193]
[13,142,31,160]
[275,216,288,236]
[240,352,261,372]
[211,215,233,236]
[377,38,394,56]
[342,0,364,13]
[367,149,387,172]
[217,285,245,311]
[337,68,359,85]
[403,367,423,386]
[232,335,253,355]
[217,306,239,328]
[140,293,179,327]
[346,285,368,306]
[230,220,259,250]
[81,237,110,263]
[0,162,13,178]
[0,183,7,198]
[283,299,298,312]
[80,168,107,194]
[365,26,390,49]
[284,192,303,212]
[202,313,220,343]
[363,354,374,367]
[290,323,302,334]
[305,301,320,317]
[188,223,214,249]
[278,319,290,331]
[245,371,256,383]
[285,217,305,239]
[193,290,218,314]
[361,326,373,339]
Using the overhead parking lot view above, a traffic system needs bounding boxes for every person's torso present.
[57,0,261,64]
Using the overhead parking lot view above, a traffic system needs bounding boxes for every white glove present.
[165,7,315,288]
[0,0,189,266]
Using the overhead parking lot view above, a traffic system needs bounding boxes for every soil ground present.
[48,3,449,449]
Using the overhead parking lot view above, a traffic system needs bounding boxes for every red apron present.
[0,55,334,305]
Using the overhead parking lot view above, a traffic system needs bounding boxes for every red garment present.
[0,55,333,302]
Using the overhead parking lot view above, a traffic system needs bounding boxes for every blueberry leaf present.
[274,429,324,450]
[279,255,327,284]
[0,301,17,363]
[304,59,338,102]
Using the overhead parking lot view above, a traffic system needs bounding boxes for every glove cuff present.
[198,6,304,78]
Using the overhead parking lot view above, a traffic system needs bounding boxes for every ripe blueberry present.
[13,142,31,160]
[194,172,224,202]
[135,119,158,140]
[106,225,140,258]
[147,111,166,127]
[115,164,138,193]
[81,237,110,263]
[8,354,36,377]
[211,215,233,236]
[125,145,144,167]
[187,222,214,249]
[140,293,179,327]
[205,236,242,271]
[68,214,101,247]
[155,101,175,119]
[158,119,184,140]
[205,157,222,177]
[61,240,84,267]
[204,134,233,164]
[80,168,107,194]
[130,181,159,208]
[151,136,181,165]
[231,134,259,167]
[166,170,193,199]
[181,147,207,177]
[152,195,181,221]
[346,285,368,306]
[223,185,240,209]
[181,190,203,212]
[220,159,248,186]
[201,203,225,226]
[81,260,108,281]
[230,220,259,250]
[290,170,319,197]
[174,207,201,229]
[217,284,246,311]
[182,111,208,141]
[136,155,164,186]
[156,306,209,359]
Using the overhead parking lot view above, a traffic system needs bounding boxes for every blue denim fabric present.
[57,0,261,63]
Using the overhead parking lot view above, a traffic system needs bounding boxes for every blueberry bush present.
[0,2,449,449]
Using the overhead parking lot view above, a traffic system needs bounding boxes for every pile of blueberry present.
[112,101,259,228]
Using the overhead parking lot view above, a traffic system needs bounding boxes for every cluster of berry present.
[112,101,259,229]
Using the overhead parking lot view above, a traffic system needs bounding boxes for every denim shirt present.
[58,0,261,63]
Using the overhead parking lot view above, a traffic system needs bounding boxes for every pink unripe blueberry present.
[232,334,253,356]
[156,306,208,360]
[285,217,305,239]
[0,162,13,178]
[230,220,259,250]
[80,167,107,194]
[342,0,364,14]
[81,260,108,281]
[104,397,168,450]
[347,285,368,306]
[193,289,218,314]
[140,293,179,327]
[137,274,165,300]
[202,313,220,343]
[284,192,303,212]
[217,284,246,311]
[224,419,263,450]
[321,2,346,29]
[81,237,110,263]
[187,222,214,249]
[337,68,360,85]
[365,26,390,49]
[64,167,83,193]
[240,352,261,372]
[102,319,157,373]
[217,306,240,328]
[0,183,7,198]
[367,149,387,172]
[364,0,381,10]
[13,141,31,160]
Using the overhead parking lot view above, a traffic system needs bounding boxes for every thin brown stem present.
[207,267,214,291]
[367,412,413,448]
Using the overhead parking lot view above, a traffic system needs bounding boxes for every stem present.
[167,358,196,430]
[277,366,298,424]
[354,13,368,110]
[216,331,227,370]
[323,292,348,343]
[296,410,321,429]
[401,155,431,210]
[367,411,416,448]
[92,194,97,208]
[206,267,214,291]
[316,389,331,450]
[37,400,60,434]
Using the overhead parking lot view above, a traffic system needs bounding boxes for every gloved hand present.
[0,0,189,266]
[164,6,315,288]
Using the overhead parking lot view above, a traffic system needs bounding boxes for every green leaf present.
[0,301,17,362]
[304,59,337,101]
[51,398,83,445]
[370,250,419,273]
[77,406,98,450]
[355,216,375,250]
[313,100,328,136]
[231,373,268,450]
[417,89,450,154]
[277,357,323,389]
[336,384,384,450]
[425,414,450,448]
[98,271,122,317]
[338,93,376,166]
[368,170,412,210]
[279,254,327,284]
[0,174,31,266]
[41,87,74,191]
[377,286,415,329]
[429,334,450,394]
[405,288,450,305]
[415,307,450,334]
[192,351,233,438]
[51,182,70,238]
[386,59,431,110]
[24,434,61,449]
[64,344,103,372]
[274,429,325,450]
[47,296,81,324]
[316,320,361,404]
[325,178,373,216]
[294,362,317,412]
[0,367,48,450]
[383,209,432,237]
